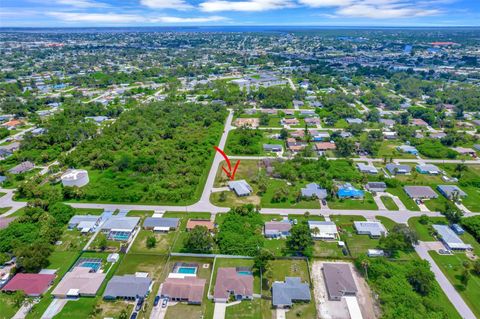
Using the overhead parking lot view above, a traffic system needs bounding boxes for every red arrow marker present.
[214,146,240,181]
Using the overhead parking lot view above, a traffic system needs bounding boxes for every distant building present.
[357,163,378,175]
[365,182,387,192]
[143,217,180,232]
[437,185,467,200]
[263,144,283,153]
[100,217,140,241]
[386,163,411,175]
[397,145,418,155]
[346,118,363,125]
[186,219,214,232]
[61,169,89,187]
[416,164,441,175]
[8,161,34,175]
[367,249,385,257]
[272,277,311,308]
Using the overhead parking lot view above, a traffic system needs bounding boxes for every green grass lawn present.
[53,298,98,319]
[116,254,167,281]
[0,293,21,319]
[429,251,480,318]
[0,206,11,215]
[375,216,397,231]
[162,212,212,253]
[387,187,420,211]
[225,299,262,319]
[74,208,104,215]
[380,196,399,210]
[55,228,92,252]
[129,229,176,255]
[327,193,378,210]
[165,303,203,319]
[407,216,448,241]
[462,186,480,212]
[313,241,346,258]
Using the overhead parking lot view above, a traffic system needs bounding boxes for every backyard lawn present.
[115,254,167,281]
[129,229,176,255]
[386,187,420,211]
[327,193,378,210]
[225,299,262,319]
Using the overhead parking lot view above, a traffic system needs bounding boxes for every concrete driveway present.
[276,308,286,319]
[213,302,227,319]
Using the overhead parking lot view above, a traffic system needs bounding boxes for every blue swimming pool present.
[80,262,101,272]
[178,267,197,274]
[237,271,252,276]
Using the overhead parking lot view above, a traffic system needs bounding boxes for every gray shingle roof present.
[322,263,358,300]
[103,275,152,299]
[437,185,467,198]
[272,277,311,307]
[228,180,253,196]
[143,217,180,229]
[101,217,140,232]
[301,183,327,199]
[404,186,438,199]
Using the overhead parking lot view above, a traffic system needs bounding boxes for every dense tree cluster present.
[61,102,227,203]
[461,216,480,242]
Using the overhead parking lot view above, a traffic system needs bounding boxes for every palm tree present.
[361,259,370,280]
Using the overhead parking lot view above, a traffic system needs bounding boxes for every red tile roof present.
[186,219,214,231]
[2,273,55,296]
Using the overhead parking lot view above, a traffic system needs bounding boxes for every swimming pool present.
[81,262,101,272]
[177,267,197,274]
[237,271,252,276]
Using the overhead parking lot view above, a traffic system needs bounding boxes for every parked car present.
[153,296,161,307]
[130,312,137,319]
[162,298,168,308]
[135,298,144,311]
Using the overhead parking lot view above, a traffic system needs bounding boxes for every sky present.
[0,0,479,27]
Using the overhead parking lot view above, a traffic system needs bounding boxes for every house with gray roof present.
[437,185,467,200]
[103,275,152,300]
[357,163,378,174]
[263,144,283,153]
[272,277,311,308]
[68,215,102,231]
[386,163,411,175]
[416,164,441,175]
[143,217,180,232]
[404,186,438,199]
[365,182,387,192]
[354,221,387,238]
[301,183,327,199]
[264,220,292,238]
[101,216,140,241]
[8,161,34,174]
[322,263,358,301]
[228,180,253,197]
[433,225,472,250]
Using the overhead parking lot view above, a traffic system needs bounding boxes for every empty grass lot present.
[407,216,448,241]
[327,192,378,210]
[380,196,399,210]
[386,186,419,211]
[162,212,212,253]
[429,252,480,318]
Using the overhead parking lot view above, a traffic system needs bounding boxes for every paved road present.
[0,188,27,217]
[415,242,476,319]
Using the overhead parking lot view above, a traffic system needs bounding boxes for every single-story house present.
[68,215,102,232]
[8,161,34,174]
[416,164,441,175]
[186,219,214,232]
[103,275,152,300]
[437,185,467,200]
[430,132,447,139]
[305,117,321,126]
[346,118,363,125]
[308,221,338,240]
[281,118,299,126]
[160,277,206,304]
[337,183,364,199]
[213,267,253,303]
[52,267,106,298]
[383,131,397,140]
[432,224,472,250]
[354,221,387,238]
[263,144,283,153]
[301,183,327,200]
[272,277,311,308]
[315,142,336,152]
[397,145,419,155]
[386,163,411,175]
[452,147,476,157]
[143,217,180,232]
[1,273,56,296]
[412,118,428,126]
[228,180,253,197]
[101,216,140,241]
[403,186,438,199]
[264,220,292,238]
[365,182,387,192]
[322,263,358,301]
[357,163,378,174]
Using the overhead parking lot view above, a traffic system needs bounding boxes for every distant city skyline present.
[1,0,479,27]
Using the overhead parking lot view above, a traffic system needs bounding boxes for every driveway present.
[415,242,476,319]
[41,299,68,319]
[276,309,287,319]
[213,302,227,319]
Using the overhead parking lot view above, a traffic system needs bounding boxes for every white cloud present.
[200,0,295,12]
[47,11,226,24]
[300,0,444,19]
[54,0,109,8]
[140,0,193,10]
